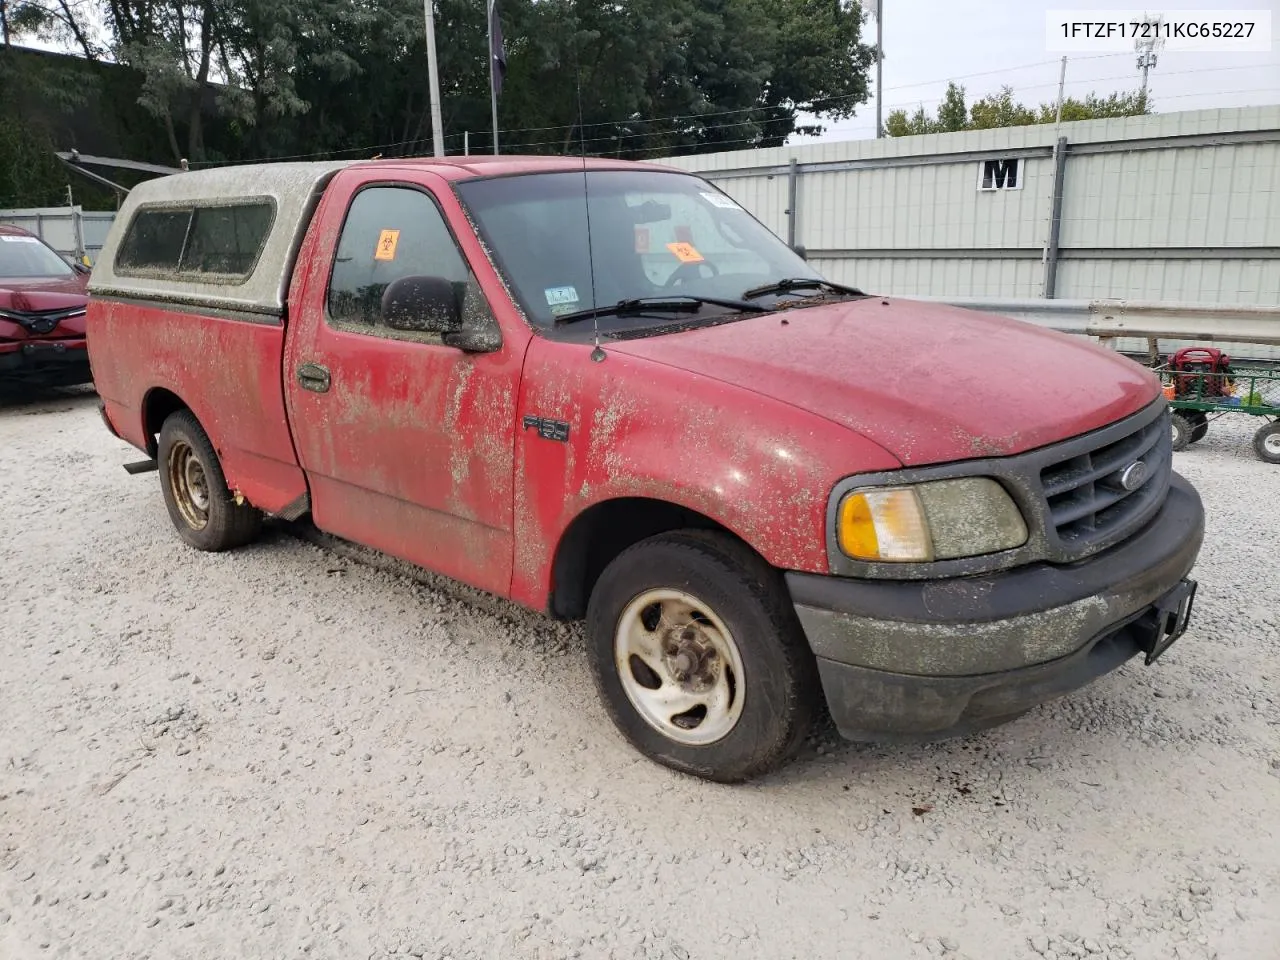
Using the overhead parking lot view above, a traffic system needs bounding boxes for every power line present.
[192,55,1277,168]
[485,53,1140,139]
[192,54,1143,166]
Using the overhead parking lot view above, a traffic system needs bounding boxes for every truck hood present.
[608,297,1160,466]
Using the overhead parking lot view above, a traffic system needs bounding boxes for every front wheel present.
[158,410,263,551]
[1254,421,1280,464]
[585,530,819,783]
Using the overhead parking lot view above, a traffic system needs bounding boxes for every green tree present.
[0,43,100,207]
[886,81,1151,137]
[1037,90,1150,123]
[884,82,972,136]
[968,86,1039,130]
[5,0,878,172]
[935,80,967,132]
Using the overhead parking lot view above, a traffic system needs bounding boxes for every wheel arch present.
[140,387,193,457]
[547,496,764,620]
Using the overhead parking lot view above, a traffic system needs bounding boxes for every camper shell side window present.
[115,199,277,284]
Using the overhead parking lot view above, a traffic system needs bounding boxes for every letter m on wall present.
[978,158,1022,191]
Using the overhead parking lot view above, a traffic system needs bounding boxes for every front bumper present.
[0,339,91,386]
[787,473,1205,741]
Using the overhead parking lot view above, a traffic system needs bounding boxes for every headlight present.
[837,478,1027,562]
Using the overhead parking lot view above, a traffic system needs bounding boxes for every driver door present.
[283,172,521,596]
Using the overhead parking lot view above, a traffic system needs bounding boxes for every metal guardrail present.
[928,297,1280,347]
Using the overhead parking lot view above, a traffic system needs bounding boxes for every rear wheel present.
[158,410,263,551]
[1190,421,1209,444]
[1254,422,1280,465]
[585,530,819,783]
[1170,413,1195,452]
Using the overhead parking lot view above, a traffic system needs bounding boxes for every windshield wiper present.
[554,295,767,326]
[742,277,866,301]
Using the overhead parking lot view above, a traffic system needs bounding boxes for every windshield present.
[455,170,822,330]
[0,233,75,280]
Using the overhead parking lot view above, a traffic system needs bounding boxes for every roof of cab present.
[347,154,677,180]
[88,155,678,315]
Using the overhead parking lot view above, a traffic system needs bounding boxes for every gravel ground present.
[1,388,1278,960]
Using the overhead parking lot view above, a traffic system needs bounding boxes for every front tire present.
[585,530,819,783]
[158,410,263,551]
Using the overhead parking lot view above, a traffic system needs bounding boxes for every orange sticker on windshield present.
[666,242,704,264]
[374,229,401,261]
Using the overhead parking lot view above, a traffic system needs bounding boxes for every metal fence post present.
[786,158,799,249]
[71,206,86,262]
[1044,136,1069,298]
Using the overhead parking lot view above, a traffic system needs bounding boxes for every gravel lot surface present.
[1,388,1278,960]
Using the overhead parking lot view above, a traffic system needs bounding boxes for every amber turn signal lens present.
[837,488,933,562]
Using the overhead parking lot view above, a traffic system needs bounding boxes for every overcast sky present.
[797,0,1280,143]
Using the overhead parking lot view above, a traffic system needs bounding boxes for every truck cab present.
[87,157,1204,782]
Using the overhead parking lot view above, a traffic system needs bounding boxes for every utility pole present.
[1135,14,1164,103]
[487,0,500,154]
[873,0,884,138]
[1053,56,1067,127]
[422,0,446,157]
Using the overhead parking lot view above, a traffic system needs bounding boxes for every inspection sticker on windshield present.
[542,285,578,312]
[666,242,704,264]
[374,229,400,262]
[701,191,740,210]
[0,235,39,243]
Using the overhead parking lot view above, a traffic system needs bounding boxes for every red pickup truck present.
[87,157,1204,782]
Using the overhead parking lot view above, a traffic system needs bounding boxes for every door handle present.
[297,362,331,393]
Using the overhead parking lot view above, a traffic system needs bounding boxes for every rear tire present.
[1170,413,1195,452]
[158,410,263,551]
[1254,421,1280,464]
[585,530,819,783]
[1190,422,1209,444]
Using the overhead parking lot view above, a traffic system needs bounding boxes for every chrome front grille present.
[1039,408,1172,559]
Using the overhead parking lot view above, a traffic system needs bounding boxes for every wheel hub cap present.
[167,440,211,531]
[615,588,745,745]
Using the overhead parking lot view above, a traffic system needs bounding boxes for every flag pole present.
[423,0,445,157]
[488,0,499,154]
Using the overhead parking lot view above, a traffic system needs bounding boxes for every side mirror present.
[381,275,461,334]
[73,262,92,275]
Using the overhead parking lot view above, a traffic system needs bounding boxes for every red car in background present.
[0,224,93,388]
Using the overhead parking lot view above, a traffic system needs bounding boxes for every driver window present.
[327,186,490,336]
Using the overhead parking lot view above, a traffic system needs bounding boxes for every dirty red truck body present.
[87,157,1204,782]
[0,225,92,387]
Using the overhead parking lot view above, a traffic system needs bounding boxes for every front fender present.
[508,338,900,609]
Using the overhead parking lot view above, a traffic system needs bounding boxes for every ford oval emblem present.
[1119,461,1148,491]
